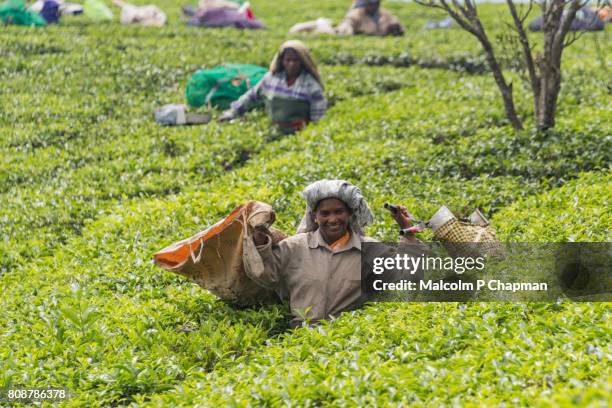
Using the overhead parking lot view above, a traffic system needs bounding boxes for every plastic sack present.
[154,104,211,126]
[289,18,335,34]
[118,2,166,27]
[40,0,60,24]
[0,0,47,26]
[187,7,264,29]
[84,0,113,22]
[154,104,188,126]
[185,64,267,109]
[198,0,244,9]
[30,0,83,15]
[153,201,286,305]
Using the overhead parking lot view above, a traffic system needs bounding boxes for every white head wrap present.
[296,180,374,236]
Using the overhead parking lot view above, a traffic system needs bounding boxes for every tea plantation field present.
[1,0,611,406]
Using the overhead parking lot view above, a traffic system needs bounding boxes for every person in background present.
[336,0,404,36]
[244,180,424,327]
[182,0,263,29]
[40,0,60,23]
[218,40,327,134]
[597,5,611,23]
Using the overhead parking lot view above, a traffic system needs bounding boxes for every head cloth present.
[269,40,323,87]
[297,179,374,236]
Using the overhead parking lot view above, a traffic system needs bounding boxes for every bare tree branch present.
[553,0,583,53]
[437,0,481,37]
[451,0,471,18]
[564,4,605,48]
[507,0,539,96]
[464,0,478,15]
[564,29,584,48]
[419,0,525,129]
[520,0,535,23]
[414,0,601,130]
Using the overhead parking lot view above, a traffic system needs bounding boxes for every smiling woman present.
[247,179,422,327]
[1,0,609,404]
[313,198,352,246]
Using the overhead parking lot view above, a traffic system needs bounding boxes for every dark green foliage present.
[0,0,610,406]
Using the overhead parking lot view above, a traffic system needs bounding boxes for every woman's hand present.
[390,205,414,229]
[252,226,270,246]
[217,110,236,122]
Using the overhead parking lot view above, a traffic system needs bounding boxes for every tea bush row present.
[0,1,610,405]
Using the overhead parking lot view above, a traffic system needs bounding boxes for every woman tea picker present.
[244,180,425,327]
[218,40,327,134]
[336,0,404,36]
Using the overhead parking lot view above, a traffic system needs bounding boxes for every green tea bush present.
[144,302,610,407]
[0,0,610,406]
[424,128,610,184]
[494,172,611,242]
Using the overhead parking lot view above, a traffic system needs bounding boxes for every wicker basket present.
[430,206,505,259]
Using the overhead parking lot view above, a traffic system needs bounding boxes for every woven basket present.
[430,206,505,259]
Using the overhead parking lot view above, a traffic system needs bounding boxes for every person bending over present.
[336,0,404,36]
[218,40,327,134]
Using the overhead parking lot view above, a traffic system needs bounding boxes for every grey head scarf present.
[296,179,374,236]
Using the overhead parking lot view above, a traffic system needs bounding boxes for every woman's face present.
[282,49,302,78]
[314,198,352,244]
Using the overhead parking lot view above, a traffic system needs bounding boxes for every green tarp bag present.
[83,0,113,22]
[185,64,267,110]
[0,0,47,26]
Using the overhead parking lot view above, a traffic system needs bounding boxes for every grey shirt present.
[244,228,422,327]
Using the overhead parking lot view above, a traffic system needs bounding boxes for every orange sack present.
[153,201,286,305]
